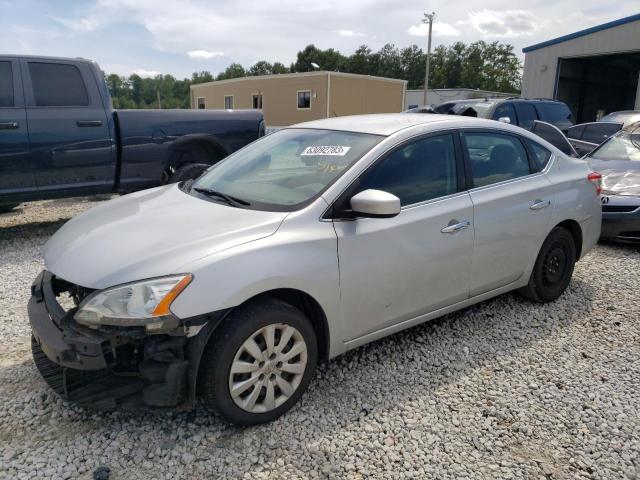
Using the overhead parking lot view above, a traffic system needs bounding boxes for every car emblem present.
[601,196,610,205]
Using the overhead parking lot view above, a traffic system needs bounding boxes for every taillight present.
[587,172,602,195]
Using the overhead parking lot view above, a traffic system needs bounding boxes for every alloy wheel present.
[228,323,308,413]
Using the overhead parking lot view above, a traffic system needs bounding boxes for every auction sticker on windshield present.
[301,146,351,156]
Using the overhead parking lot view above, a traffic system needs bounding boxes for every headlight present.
[74,274,192,332]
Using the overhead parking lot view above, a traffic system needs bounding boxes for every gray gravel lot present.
[1,198,639,480]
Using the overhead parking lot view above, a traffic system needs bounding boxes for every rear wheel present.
[0,203,19,213]
[169,163,210,183]
[199,298,317,425]
[518,226,576,302]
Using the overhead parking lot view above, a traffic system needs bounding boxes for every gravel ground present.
[0,198,639,480]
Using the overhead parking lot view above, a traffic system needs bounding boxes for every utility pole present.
[156,89,162,109]
[422,11,435,107]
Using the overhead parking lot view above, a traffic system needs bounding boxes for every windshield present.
[590,131,640,162]
[192,128,383,210]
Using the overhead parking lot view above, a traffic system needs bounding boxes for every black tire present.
[169,163,210,183]
[518,226,577,303]
[199,298,318,426]
[0,203,19,213]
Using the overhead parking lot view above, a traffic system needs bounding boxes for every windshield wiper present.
[192,186,251,207]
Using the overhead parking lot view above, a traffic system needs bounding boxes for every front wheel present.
[199,299,317,425]
[518,226,577,303]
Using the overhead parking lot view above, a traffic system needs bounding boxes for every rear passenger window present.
[357,134,458,206]
[538,103,573,124]
[581,123,622,144]
[28,62,89,107]
[492,103,517,123]
[514,103,538,130]
[0,62,13,107]
[462,132,531,187]
[566,124,585,140]
[526,140,552,171]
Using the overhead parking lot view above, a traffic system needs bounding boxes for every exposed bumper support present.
[28,270,228,410]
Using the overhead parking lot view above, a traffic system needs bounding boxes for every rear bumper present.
[601,211,640,244]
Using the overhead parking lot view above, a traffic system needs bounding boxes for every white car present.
[29,114,602,425]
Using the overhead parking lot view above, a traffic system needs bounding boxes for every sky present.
[0,0,638,79]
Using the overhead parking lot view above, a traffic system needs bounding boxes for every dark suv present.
[434,98,574,133]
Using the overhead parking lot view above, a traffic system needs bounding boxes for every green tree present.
[248,61,274,76]
[104,40,522,109]
[191,71,214,84]
[216,63,246,81]
[272,62,289,74]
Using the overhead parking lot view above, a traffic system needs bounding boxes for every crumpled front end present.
[28,270,224,410]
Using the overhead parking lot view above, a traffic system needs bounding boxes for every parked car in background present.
[29,113,601,425]
[0,55,265,212]
[600,110,640,127]
[404,105,435,114]
[566,121,623,156]
[585,122,640,243]
[434,98,575,133]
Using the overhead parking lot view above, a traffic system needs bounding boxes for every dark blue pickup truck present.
[0,55,265,211]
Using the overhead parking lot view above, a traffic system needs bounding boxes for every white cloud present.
[131,68,161,77]
[338,30,365,37]
[51,16,100,32]
[408,22,461,37]
[188,50,224,59]
[464,10,540,38]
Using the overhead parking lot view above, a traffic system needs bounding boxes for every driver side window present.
[357,134,458,206]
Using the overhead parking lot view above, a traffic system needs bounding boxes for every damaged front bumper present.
[28,270,226,410]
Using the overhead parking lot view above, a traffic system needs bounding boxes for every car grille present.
[602,205,638,213]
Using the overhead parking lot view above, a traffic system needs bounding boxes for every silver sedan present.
[29,114,602,425]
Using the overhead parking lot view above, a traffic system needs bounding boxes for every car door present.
[0,57,34,193]
[461,129,554,297]
[21,59,115,192]
[570,122,623,156]
[492,102,518,126]
[514,103,539,131]
[333,132,474,343]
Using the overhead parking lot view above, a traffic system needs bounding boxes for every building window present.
[252,93,263,109]
[224,95,234,109]
[197,97,205,109]
[297,90,311,109]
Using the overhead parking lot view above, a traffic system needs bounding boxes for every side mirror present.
[498,116,511,124]
[350,189,401,218]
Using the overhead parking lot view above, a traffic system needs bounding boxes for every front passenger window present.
[462,132,531,187]
[357,134,458,206]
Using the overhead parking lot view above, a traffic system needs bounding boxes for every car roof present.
[0,54,96,64]
[291,113,515,136]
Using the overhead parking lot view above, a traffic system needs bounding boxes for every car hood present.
[44,185,288,289]
[589,159,640,196]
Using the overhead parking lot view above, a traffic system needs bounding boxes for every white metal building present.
[404,88,513,110]
[521,13,640,123]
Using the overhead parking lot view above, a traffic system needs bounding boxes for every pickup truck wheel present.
[0,203,20,213]
[169,163,210,183]
[199,298,317,426]
[518,227,576,303]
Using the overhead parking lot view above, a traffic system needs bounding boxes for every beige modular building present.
[190,71,407,127]
[522,13,640,123]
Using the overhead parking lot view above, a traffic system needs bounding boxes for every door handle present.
[441,220,471,234]
[0,122,19,130]
[530,199,551,211]
[76,120,103,127]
